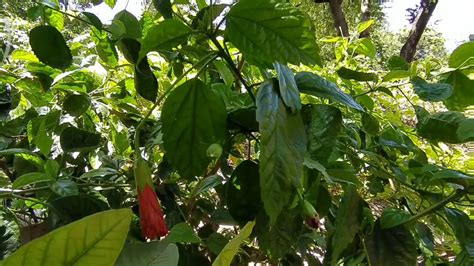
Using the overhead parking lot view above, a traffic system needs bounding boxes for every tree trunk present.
[400,0,438,62]
[328,0,350,37]
[359,0,371,38]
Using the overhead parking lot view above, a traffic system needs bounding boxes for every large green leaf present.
[411,76,453,102]
[380,208,411,229]
[449,42,474,77]
[302,104,342,164]
[457,118,474,142]
[274,62,301,113]
[225,0,320,66]
[60,126,101,152]
[29,25,72,69]
[256,79,306,224]
[331,184,363,264]
[444,71,474,111]
[213,221,255,266]
[445,208,474,259]
[166,223,201,244]
[140,19,191,59]
[364,221,417,266]
[116,241,179,266]
[162,78,226,178]
[12,172,53,189]
[336,67,378,82]
[295,72,364,111]
[63,94,90,117]
[2,209,132,266]
[227,160,261,225]
[113,10,142,40]
[416,111,466,144]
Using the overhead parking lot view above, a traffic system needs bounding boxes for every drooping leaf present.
[60,126,101,152]
[225,0,321,66]
[153,0,173,19]
[416,111,466,144]
[118,38,141,64]
[444,71,474,111]
[63,94,90,117]
[227,160,261,225]
[274,62,301,113]
[411,76,453,102]
[357,19,375,34]
[162,78,226,178]
[380,208,411,229]
[364,220,417,266]
[2,209,132,266]
[431,169,473,188]
[140,19,192,59]
[166,223,201,243]
[331,184,363,263]
[29,25,72,69]
[116,241,179,266]
[36,118,53,156]
[134,57,158,102]
[302,104,342,164]
[295,72,364,111]
[212,221,255,266]
[256,79,306,224]
[336,67,378,82]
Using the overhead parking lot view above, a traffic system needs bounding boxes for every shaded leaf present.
[153,0,173,19]
[416,111,466,144]
[380,208,411,229]
[166,223,201,243]
[213,221,255,266]
[411,76,453,102]
[140,19,191,59]
[162,78,226,177]
[337,67,377,82]
[29,25,72,69]
[117,241,179,266]
[444,71,474,111]
[361,113,379,135]
[12,172,52,189]
[113,10,141,40]
[274,62,301,113]
[457,118,474,142]
[63,94,90,117]
[60,126,101,152]
[134,57,158,102]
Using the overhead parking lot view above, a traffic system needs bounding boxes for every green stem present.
[208,36,256,103]
[400,190,465,226]
[133,52,219,156]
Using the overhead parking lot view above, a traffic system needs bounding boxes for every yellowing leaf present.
[212,221,255,266]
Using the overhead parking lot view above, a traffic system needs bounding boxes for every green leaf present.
[153,0,173,19]
[357,19,375,34]
[63,94,90,117]
[387,56,409,71]
[92,29,118,68]
[44,159,59,179]
[365,221,417,266]
[354,38,376,59]
[191,175,223,197]
[134,57,158,102]
[431,169,473,188]
[449,42,474,76]
[302,104,342,164]
[444,208,474,258]
[162,78,226,177]
[225,0,321,66]
[118,38,141,64]
[411,76,453,102]
[0,219,19,259]
[50,179,79,196]
[337,67,378,82]
[166,223,201,244]
[382,70,410,82]
[417,111,466,143]
[12,172,52,189]
[2,209,131,266]
[191,4,227,31]
[295,72,364,111]
[444,71,474,111]
[113,10,141,40]
[82,12,102,30]
[380,208,411,229]
[212,221,255,266]
[29,25,72,69]
[0,148,38,157]
[256,79,306,224]
[60,126,101,152]
[457,118,474,142]
[227,108,259,132]
[116,241,179,266]
[105,0,117,8]
[331,184,363,263]
[44,2,64,30]
[361,113,380,135]
[36,119,53,157]
[274,62,301,113]
[140,19,191,59]
[227,160,261,225]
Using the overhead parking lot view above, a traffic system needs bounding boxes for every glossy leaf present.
[162,78,226,177]
[2,209,132,266]
[365,221,417,266]
[60,126,101,152]
[411,76,453,102]
[256,79,306,224]
[50,179,79,196]
[337,67,378,82]
[225,0,321,66]
[274,62,301,113]
[331,184,363,263]
[295,72,364,111]
[140,19,191,59]
[212,221,255,266]
[29,25,72,69]
[117,241,179,266]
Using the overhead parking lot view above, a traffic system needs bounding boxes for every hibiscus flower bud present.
[135,157,169,240]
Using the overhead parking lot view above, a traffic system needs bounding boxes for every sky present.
[87,0,474,51]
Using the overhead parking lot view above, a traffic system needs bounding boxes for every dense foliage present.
[0,0,473,265]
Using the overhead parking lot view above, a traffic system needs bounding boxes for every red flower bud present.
[138,184,169,239]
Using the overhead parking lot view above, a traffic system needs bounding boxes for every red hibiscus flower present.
[138,184,169,239]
